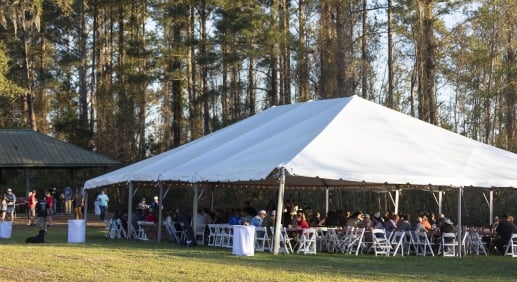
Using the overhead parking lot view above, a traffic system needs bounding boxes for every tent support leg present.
[457,186,463,258]
[325,188,329,217]
[489,190,494,226]
[273,168,286,256]
[192,183,198,241]
[157,182,163,242]
[127,182,133,240]
[84,190,88,229]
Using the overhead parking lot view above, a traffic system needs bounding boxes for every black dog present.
[25,230,45,243]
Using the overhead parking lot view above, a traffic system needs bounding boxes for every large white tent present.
[84,95,517,254]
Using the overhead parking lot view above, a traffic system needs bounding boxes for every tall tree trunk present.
[319,0,336,99]
[280,0,291,104]
[297,0,310,102]
[504,30,516,151]
[386,0,394,107]
[415,0,437,124]
[361,0,368,99]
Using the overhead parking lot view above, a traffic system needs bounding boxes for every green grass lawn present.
[2,220,517,282]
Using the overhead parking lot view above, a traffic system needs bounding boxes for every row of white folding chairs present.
[324,227,366,255]
[104,218,127,239]
[207,224,233,248]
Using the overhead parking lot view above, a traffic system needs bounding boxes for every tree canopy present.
[0,0,515,163]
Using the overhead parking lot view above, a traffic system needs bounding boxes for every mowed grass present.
[2,219,517,282]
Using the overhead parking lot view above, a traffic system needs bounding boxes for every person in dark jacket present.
[494,215,517,254]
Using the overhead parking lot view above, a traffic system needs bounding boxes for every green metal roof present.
[0,129,122,168]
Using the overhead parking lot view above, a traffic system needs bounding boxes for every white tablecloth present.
[232,225,255,256]
[0,221,12,239]
[68,219,86,243]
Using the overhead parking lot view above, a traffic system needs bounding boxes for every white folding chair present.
[214,224,225,247]
[104,219,112,239]
[325,228,341,253]
[163,221,181,243]
[297,228,317,255]
[338,226,355,253]
[221,224,233,248]
[345,227,366,256]
[316,227,328,252]
[270,227,293,254]
[390,231,406,256]
[415,231,434,256]
[207,224,217,246]
[440,232,458,257]
[195,224,206,245]
[254,226,271,252]
[371,228,392,256]
[136,221,149,241]
[504,233,517,257]
[468,231,487,256]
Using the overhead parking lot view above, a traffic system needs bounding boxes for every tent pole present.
[84,189,88,227]
[394,190,399,215]
[193,183,198,242]
[127,182,133,240]
[325,188,329,216]
[489,190,494,226]
[438,191,443,215]
[457,186,463,258]
[157,182,163,243]
[273,168,286,256]
[210,186,214,212]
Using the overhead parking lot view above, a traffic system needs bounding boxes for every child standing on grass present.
[36,194,48,233]
[45,191,53,226]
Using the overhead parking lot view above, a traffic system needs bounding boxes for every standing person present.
[45,191,54,226]
[96,190,109,221]
[35,194,48,233]
[63,185,73,215]
[1,194,7,221]
[73,188,84,219]
[6,188,16,222]
[50,187,58,215]
[26,190,37,226]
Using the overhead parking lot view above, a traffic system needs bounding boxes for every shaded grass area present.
[2,222,517,281]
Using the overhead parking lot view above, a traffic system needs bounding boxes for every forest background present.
[0,0,515,226]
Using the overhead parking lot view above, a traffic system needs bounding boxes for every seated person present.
[228,209,243,225]
[145,209,157,223]
[494,215,517,255]
[297,212,310,229]
[385,214,399,238]
[137,198,148,210]
[395,214,412,232]
[250,210,267,227]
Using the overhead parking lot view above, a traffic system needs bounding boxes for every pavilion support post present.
[24,168,30,199]
[457,186,463,258]
[157,182,163,242]
[127,182,134,240]
[489,190,494,225]
[273,168,286,256]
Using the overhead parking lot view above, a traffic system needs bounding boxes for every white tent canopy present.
[84,95,517,254]
[85,95,517,190]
